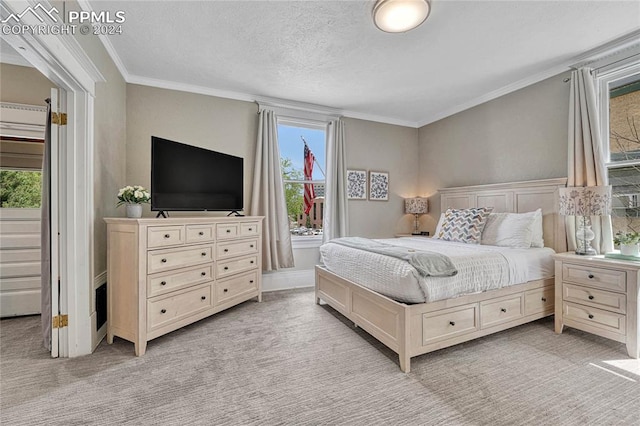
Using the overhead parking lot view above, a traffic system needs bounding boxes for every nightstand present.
[554,252,639,358]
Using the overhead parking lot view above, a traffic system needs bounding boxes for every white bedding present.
[319,237,555,304]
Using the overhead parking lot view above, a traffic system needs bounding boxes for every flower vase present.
[126,203,143,218]
[620,244,639,257]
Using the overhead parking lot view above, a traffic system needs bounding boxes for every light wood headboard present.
[438,178,568,253]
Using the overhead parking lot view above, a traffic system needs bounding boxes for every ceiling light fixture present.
[373,0,431,33]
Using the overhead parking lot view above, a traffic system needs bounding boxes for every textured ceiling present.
[86,1,640,125]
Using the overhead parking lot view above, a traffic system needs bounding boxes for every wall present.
[0,63,56,106]
[418,72,571,232]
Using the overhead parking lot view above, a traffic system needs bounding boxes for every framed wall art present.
[347,170,367,200]
[369,171,389,201]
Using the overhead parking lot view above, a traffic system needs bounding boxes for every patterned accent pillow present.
[435,207,493,244]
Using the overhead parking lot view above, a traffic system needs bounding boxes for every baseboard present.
[91,271,107,352]
[94,270,107,290]
[262,269,315,292]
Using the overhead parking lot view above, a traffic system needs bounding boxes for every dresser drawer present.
[563,301,626,335]
[147,264,213,298]
[215,270,259,306]
[480,295,523,328]
[562,264,626,292]
[422,304,478,346]
[217,238,258,260]
[240,222,260,237]
[147,283,212,332]
[147,225,185,248]
[185,224,215,244]
[217,223,239,240]
[563,283,626,314]
[524,286,554,315]
[217,255,258,279]
[147,244,213,274]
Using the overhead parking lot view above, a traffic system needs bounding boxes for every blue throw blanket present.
[327,237,458,277]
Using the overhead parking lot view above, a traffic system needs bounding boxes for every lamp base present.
[575,247,597,256]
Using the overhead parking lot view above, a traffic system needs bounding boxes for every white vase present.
[620,244,639,257]
[126,203,142,218]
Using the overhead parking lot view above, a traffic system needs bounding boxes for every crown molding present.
[0,46,33,67]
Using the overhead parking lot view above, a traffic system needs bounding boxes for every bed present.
[315,178,568,372]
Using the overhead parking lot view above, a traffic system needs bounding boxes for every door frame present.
[2,0,105,356]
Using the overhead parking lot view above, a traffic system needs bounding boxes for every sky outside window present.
[278,125,326,180]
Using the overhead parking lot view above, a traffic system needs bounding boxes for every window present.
[600,60,640,236]
[277,122,326,239]
[0,170,42,208]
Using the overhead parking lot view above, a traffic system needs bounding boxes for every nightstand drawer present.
[480,295,523,328]
[563,302,626,335]
[524,286,554,315]
[563,283,626,314]
[562,264,626,292]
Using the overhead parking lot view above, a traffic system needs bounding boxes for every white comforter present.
[319,237,555,304]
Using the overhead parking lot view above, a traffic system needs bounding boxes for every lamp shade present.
[405,197,428,215]
[558,186,612,216]
[373,0,430,33]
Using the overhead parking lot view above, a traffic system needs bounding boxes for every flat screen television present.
[151,136,243,215]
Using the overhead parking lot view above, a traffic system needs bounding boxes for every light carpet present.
[1,288,639,425]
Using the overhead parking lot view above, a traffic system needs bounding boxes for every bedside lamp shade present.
[405,197,428,235]
[558,186,612,255]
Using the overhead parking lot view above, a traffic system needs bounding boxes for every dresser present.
[554,252,639,358]
[104,216,263,355]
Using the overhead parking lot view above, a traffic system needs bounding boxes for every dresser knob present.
[500,308,507,313]
[588,274,594,279]
[224,266,229,270]
[248,228,252,231]
[199,231,204,236]
[588,314,594,319]
[541,297,546,302]
[201,296,206,300]
[160,281,167,286]
[449,321,455,326]
[250,245,254,248]
[201,272,206,276]
[249,280,254,283]
[161,309,166,314]
[588,295,594,300]
[250,260,254,264]
[161,258,167,263]
[164,234,170,238]
[223,288,228,293]
[224,249,229,252]
[226,229,231,233]
[201,252,206,256]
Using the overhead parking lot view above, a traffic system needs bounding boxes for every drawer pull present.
[588,314,594,319]
[500,308,507,313]
[541,297,547,302]
[449,321,455,326]
[199,231,204,236]
[201,252,207,256]
[226,229,231,233]
[250,260,254,264]
[248,228,253,231]
[164,234,170,239]
[201,296,206,300]
[161,258,167,263]
[224,266,229,270]
[250,244,254,248]
[224,249,229,252]
[161,309,166,314]
[588,274,594,279]
[201,272,206,276]
[249,280,254,283]
[160,281,167,286]
[223,288,228,293]
[588,295,594,300]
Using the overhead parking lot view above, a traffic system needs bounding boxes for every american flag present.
[303,142,315,215]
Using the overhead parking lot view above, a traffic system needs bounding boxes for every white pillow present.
[481,211,537,248]
[530,209,544,248]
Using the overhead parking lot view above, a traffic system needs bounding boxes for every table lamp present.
[558,186,612,255]
[405,197,429,235]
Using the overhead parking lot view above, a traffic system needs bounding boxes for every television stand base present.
[156,211,169,218]
[227,211,245,217]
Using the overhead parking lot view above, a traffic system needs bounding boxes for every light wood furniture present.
[554,252,639,358]
[316,178,567,373]
[105,216,263,355]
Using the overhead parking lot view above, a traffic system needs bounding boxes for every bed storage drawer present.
[562,264,626,292]
[422,304,479,345]
[563,301,625,335]
[147,283,212,332]
[524,286,554,315]
[147,225,185,248]
[480,295,523,328]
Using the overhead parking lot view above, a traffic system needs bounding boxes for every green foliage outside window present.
[281,157,303,225]
[0,170,42,208]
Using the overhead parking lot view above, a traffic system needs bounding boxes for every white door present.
[49,88,62,358]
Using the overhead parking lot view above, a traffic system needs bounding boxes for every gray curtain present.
[250,109,294,270]
[323,119,349,242]
[41,98,52,351]
[566,68,613,254]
